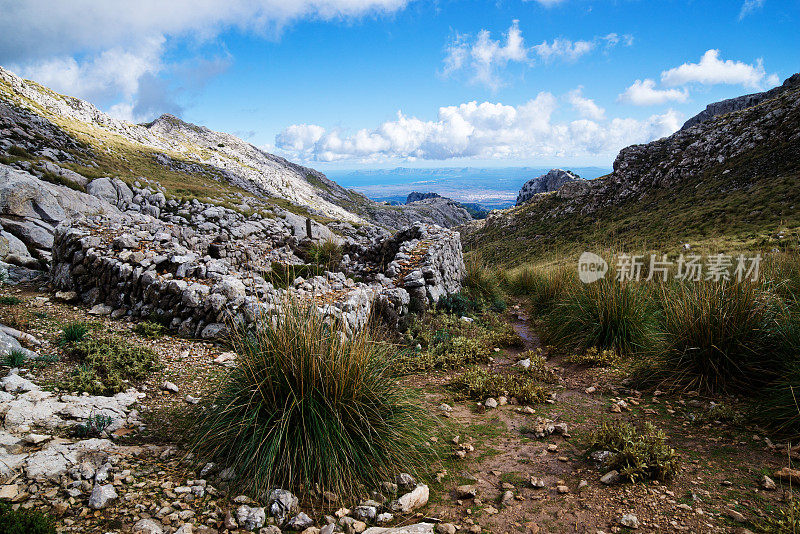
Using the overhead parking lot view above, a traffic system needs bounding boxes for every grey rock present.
[236,505,266,530]
[516,169,582,205]
[88,483,118,509]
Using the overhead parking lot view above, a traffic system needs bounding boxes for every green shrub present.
[588,421,679,482]
[437,292,479,316]
[0,296,22,305]
[3,349,28,367]
[638,281,793,394]
[134,321,165,338]
[450,366,548,405]
[518,349,559,383]
[0,502,55,534]
[462,259,505,310]
[64,335,161,395]
[192,301,434,500]
[542,280,656,355]
[58,321,90,346]
[563,347,621,367]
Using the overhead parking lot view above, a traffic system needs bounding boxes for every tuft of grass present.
[450,366,548,405]
[7,145,33,159]
[307,238,343,270]
[0,295,22,305]
[588,421,679,482]
[0,501,55,534]
[754,494,800,533]
[63,335,161,395]
[191,300,435,500]
[3,349,28,367]
[758,361,800,440]
[58,321,90,346]
[133,321,165,338]
[542,279,656,356]
[503,264,576,313]
[637,280,793,394]
[462,259,506,311]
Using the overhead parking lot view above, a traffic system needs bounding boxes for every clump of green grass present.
[542,279,656,356]
[637,280,792,394]
[63,335,161,395]
[0,295,22,305]
[57,321,90,346]
[307,238,343,270]
[563,347,621,368]
[758,362,800,440]
[450,366,548,405]
[133,321,165,338]
[588,421,679,482]
[72,413,114,438]
[191,300,435,500]
[3,349,28,367]
[462,259,506,312]
[7,145,33,159]
[0,501,55,534]
[503,263,576,312]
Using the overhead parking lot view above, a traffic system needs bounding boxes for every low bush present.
[563,347,621,368]
[518,349,559,383]
[63,335,161,395]
[134,321,165,338]
[72,413,114,438]
[462,259,506,311]
[588,421,679,482]
[192,301,434,500]
[0,295,22,305]
[307,238,343,269]
[0,501,56,534]
[542,279,656,355]
[450,366,548,405]
[7,145,32,159]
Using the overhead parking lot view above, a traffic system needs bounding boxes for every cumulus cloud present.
[739,0,765,19]
[0,0,409,121]
[618,79,689,106]
[443,23,632,89]
[566,87,605,119]
[661,49,776,89]
[443,21,529,90]
[276,95,681,163]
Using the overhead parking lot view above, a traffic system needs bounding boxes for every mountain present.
[0,66,471,231]
[515,169,583,206]
[465,73,800,265]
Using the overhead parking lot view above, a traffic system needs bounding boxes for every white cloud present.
[566,87,605,119]
[533,38,595,63]
[0,0,410,121]
[527,0,568,6]
[276,95,681,163]
[739,0,765,19]
[661,49,775,89]
[444,23,632,89]
[443,21,529,90]
[618,79,689,106]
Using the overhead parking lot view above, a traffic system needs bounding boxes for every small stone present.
[530,477,546,488]
[436,523,457,534]
[162,381,179,393]
[286,512,314,530]
[725,508,746,522]
[237,505,267,530]
[0,484,18,500]
[376,512,393,524]
[484,397,498,409]
[585,386,597,394]
[620,513,639,529]
[600,470,620,485]
[761,475,776,490]
[88,484,118,509]
[455,485,477,498]
[395,473,417,491]
[556,485,570,494]
[133,518,165,534]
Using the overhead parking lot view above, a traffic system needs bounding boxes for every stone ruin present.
[48,184,465,338]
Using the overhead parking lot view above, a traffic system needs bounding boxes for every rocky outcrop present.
[681,73,800,130]
[515,169,583,205]
[406,192,442,203]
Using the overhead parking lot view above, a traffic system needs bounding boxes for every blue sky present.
[1,0,798,170]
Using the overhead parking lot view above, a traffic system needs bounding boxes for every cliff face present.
[515,169,583,206]
[465,72,800,264]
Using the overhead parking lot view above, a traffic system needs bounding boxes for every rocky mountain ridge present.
[515,169,583,206]
[0,66,472,231]
[465,72,800,263]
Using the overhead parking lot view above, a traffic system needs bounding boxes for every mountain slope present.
[0,66,471,230]
[465,74,800,265]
